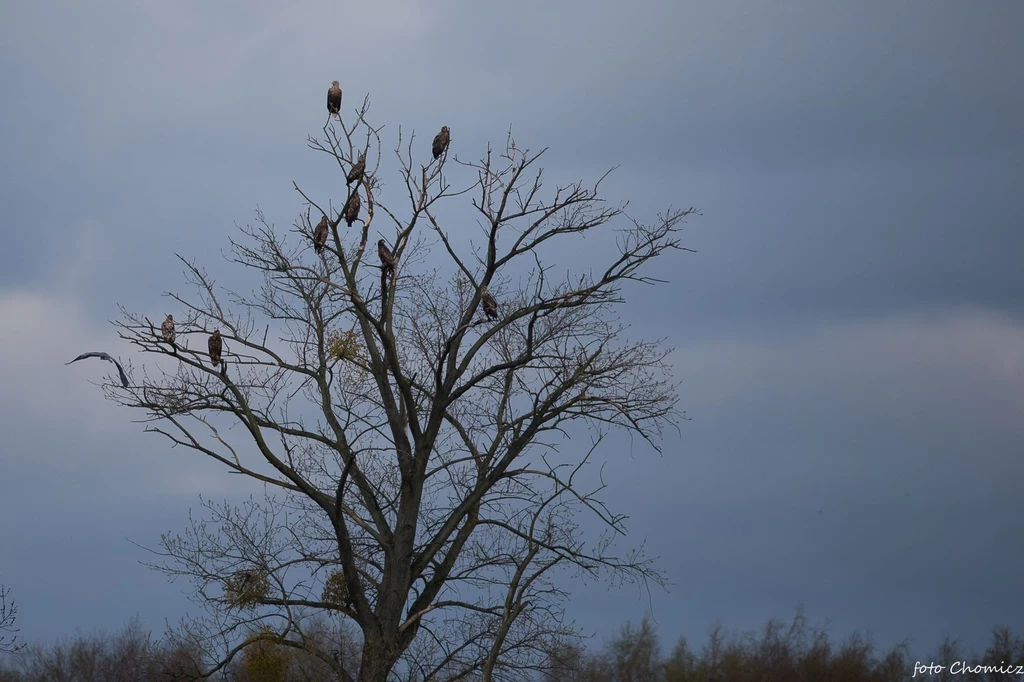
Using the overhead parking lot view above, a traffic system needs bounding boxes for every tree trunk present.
[359,638,398,682]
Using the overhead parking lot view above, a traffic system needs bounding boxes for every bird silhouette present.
[432,126,450,159]
[327,81,342,118]
[66,352,129,388]
[161,314,176,346]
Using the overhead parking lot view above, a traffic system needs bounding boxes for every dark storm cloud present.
[565,310,1024,656]
[1,0,1022,662]
[410,0,1024,333]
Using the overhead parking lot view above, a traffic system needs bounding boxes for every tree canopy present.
[111,93,696,682]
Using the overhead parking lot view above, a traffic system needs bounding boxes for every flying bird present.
[313,215,330,253]
[347,152,366,187]
[432,126,450,160]
[161,314,176,346]
[327,81,342,118]
[208,330,223,367]
[378,239,396,277]
[480,286,499,321]
[344,191,361,227]
[66,352,129,388]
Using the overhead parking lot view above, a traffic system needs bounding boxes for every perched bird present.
[344,191,361,227]
[161,314,176,346]
[378,239,396,277]
[480,286,499,321]
[208,330,223,367]
[327,81,342,118]
[347,152,366,187]
[66,352,129,388]
[432,126,450,160]
[313,215,330,253]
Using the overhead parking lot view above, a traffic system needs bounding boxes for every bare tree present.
[111,93,696,682]
[0,585,22,655]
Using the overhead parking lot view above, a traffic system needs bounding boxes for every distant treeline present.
[1,611,1022,681]
[543,612,1024,682]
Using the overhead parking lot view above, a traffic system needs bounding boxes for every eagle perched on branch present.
[313,215,329,253]
[347,152,366,187]
[378,239,396,277]
[432,126,450,160]
[208,330,223,367]
[327,81,342,118]
[343,192,361,227]
[480,286,499,321]
[161,314,176,346]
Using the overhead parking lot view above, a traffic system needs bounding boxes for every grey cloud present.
[0,290,278,640]
[564,310,1024,656]
[2,0,1023,657]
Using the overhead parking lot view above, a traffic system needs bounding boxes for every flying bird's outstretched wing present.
[66,352,130,388]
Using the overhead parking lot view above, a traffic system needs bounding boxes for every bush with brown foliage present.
[239,630,292,682]
[2,611,1022,682]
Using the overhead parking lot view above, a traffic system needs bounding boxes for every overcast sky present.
[1,0,1023,664]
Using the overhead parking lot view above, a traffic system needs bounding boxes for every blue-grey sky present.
[1,0,1023,663]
